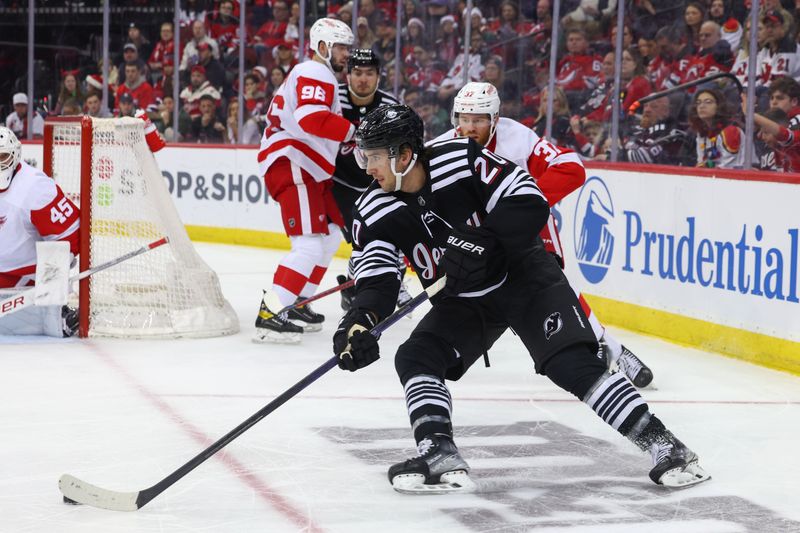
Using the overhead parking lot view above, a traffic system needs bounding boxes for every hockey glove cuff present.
[334,311,380,372]
[440,225,497,296]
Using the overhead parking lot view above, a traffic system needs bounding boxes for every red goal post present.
[43,116,239,338]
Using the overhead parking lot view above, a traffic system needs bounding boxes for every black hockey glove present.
[440,225,497,296]
[334,310,380,372]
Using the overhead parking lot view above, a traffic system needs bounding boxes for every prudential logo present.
[574,176,614,284]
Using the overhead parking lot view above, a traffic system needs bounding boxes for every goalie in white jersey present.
[0,126,80,337]
[430,82,654,387]
[254,18,356,343]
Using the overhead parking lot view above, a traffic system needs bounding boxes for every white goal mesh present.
[45,117,239,338]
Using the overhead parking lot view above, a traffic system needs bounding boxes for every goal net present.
[43,116,239,338]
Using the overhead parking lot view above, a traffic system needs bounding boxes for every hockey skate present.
[388,434,476,495]
[616,345,654,388]
[287,297,324,332]
[649,436,710,488]
[337,275,355,311]
[253,291,303,344]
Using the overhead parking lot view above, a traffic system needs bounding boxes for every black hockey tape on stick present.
[57,276,446,512]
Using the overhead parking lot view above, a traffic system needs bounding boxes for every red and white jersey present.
[0,162,80,288]
[430,117,585,206]
[696,125,745,169]
[258,60,355,183]
[756,42,800,87]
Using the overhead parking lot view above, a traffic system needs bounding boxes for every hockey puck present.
[63,495,81,505]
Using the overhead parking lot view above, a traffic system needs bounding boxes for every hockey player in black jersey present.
[331,49,410,311]
[333,104,710,494]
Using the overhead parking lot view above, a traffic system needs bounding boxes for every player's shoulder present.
[376,89,400,106]
[497,117,537,138]
[354,182,405,227]
[425,128,457,147]
[294,59,334,80]
[5,163,57,208]
[426,135,470,156]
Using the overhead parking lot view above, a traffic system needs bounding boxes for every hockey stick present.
[58,276,447,511]
[275,278,355,315]
[627,72,744,115]
[0,237,169,320]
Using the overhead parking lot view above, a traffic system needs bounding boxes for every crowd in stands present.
[5,0,800,172]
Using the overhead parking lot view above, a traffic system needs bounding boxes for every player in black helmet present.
[333,104,710,494]
[331,49,408,311]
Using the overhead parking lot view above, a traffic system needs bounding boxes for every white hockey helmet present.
[0,126,22,192]
[452,82,501,142]
[309,18,354,67]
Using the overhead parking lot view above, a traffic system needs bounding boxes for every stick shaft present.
[275,278,354,315]
[0,237,168,320]
[134,277,444,509]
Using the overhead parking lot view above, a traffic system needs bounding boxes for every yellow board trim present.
[185,225,353,259]
[583,293,800,376]
[184,224,799,376]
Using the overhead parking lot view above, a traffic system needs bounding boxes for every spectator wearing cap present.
[252,0,290,65]
[758,9,800,86]
[148,22,176,83]
[180,64,222,119]
[116,61,155,112]
[423,0,450,30]
[760,0,794,39]
[372,16,398,66]
[127,22,152,61]
[118,42,146,81]
[356,16,378,49]
[402,17,427,57]
[189,94,226,143]
[274,40,298,74]
[153,56,176,101]
[196,41,227,94]
[5,93,44,138]
[435,15,461,66]
[116,92,136,118]
[181,20,221,73]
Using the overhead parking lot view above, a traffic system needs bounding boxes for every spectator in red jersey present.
[754,107,800,172]
[651,24,697,90]
[252,0,289,64]
[148,22,176,83]
[556,28,602,109]
[683,2,706,49]
[708,0,743,51]
[689,87,744,168]
[436,15,462,66]
[683,21,734,83]
[152,57,175,101]
[581,48,651,124]
[768,76,800,129]
[491,0,533,42]
[180,64,222,119]
[180,20,220,74]
[116,61,154,111]
[206,0,239,58]
[407,45,445,93]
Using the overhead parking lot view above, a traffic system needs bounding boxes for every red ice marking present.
[88,345,325,532]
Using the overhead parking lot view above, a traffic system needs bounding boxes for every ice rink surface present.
[2,243,800,533]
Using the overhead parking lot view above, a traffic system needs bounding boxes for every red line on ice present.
[91,345,325,532]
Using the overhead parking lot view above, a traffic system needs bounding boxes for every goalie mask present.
[452,82,501,145]
[355,104,424,192]
[0,126,22,192]
[309,18,354,72]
